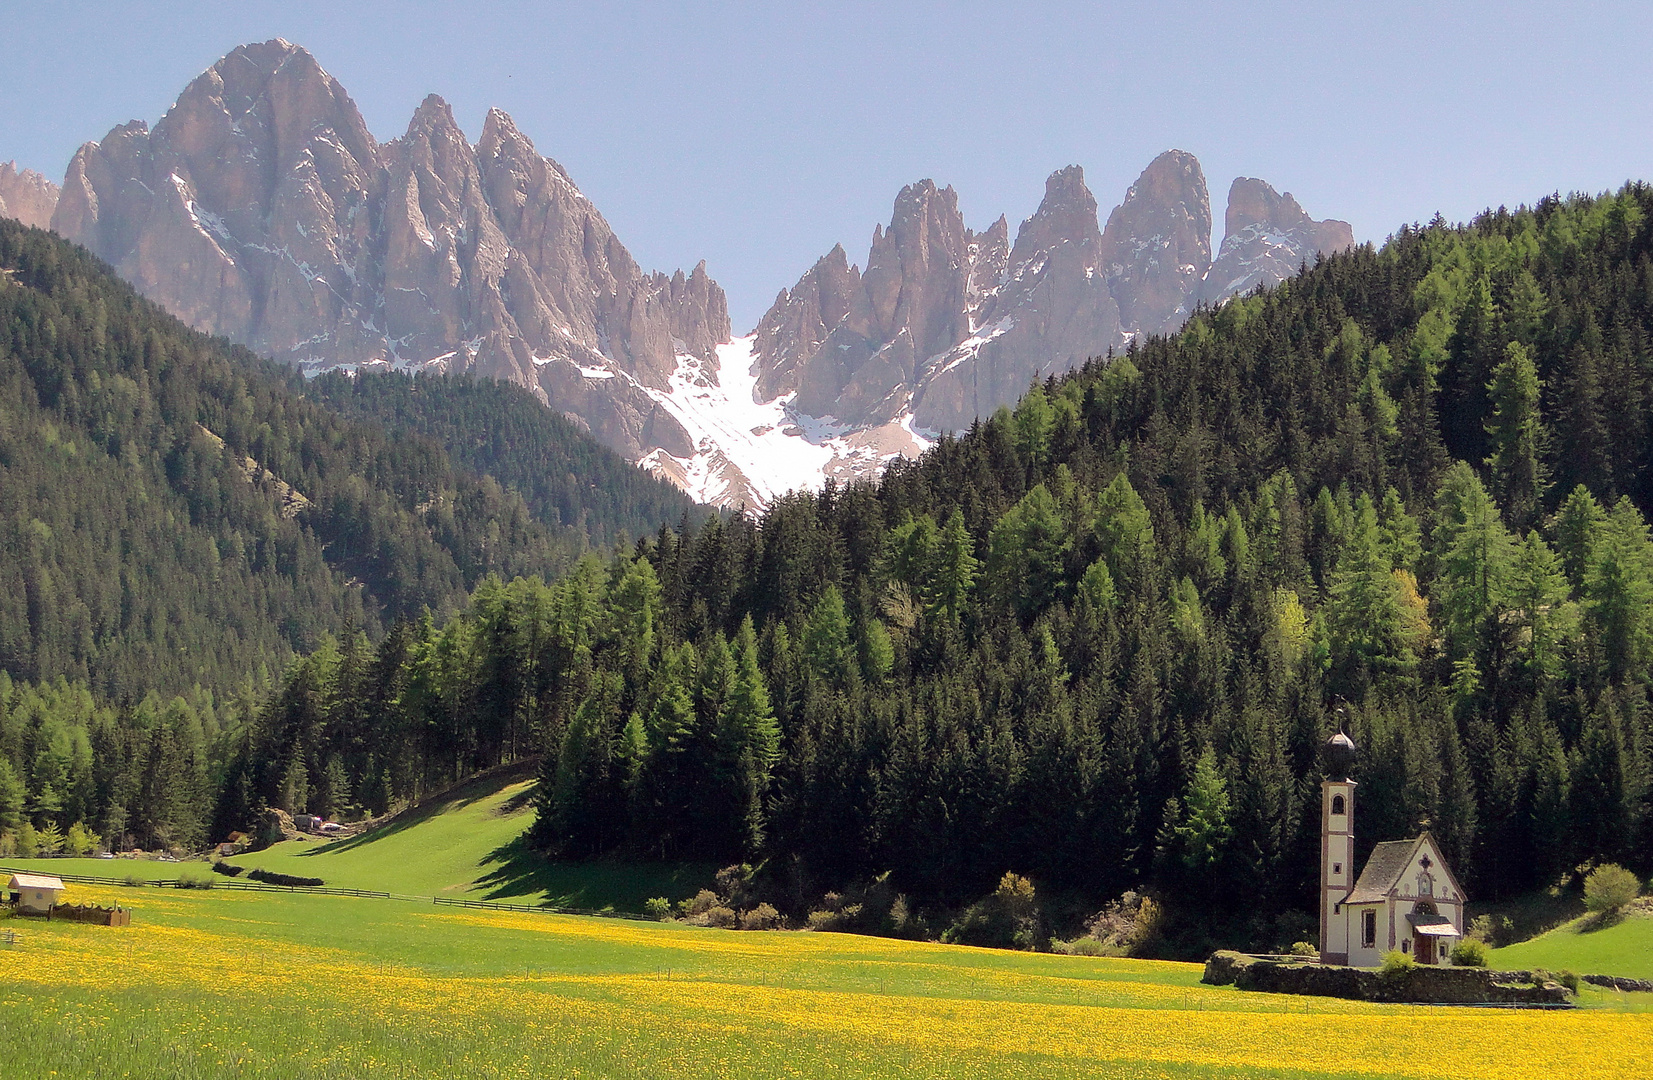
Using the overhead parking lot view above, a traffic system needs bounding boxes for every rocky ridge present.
[1198,177,1357,305]
[0,162,59,229]
[49,40,726,462]
[22,39,1355,509]
[751,153,1353,452]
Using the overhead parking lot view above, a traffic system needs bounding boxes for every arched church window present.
[1331,795,1345,815]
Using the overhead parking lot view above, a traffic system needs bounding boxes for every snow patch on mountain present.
[635,336,932,510]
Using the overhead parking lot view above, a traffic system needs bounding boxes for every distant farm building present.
[7,872,66,914]
[1318,732,1466,966]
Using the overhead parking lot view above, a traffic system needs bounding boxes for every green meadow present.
[3,773,1650,1079]
[1493,911,1653,982]
[3,878,1649,1080]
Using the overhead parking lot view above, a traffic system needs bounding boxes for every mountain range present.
[2,40,1353,508]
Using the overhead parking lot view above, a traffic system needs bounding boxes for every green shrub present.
[1531,968,1580,994]
[738,903,781,931]
[175,870,215,890]
[700,906,737,929]
[1288,941,1319,958]
[1449,938,1489,966]
[121,872,146,887]
[64,822,101,856]
[942,872,1045,951]
[1379,950,1416,978]
[807,908,846,931]
[210,861,245,878]
[643,897,672,921]
[1583,863,1639,916]
[1051,937,1115,956]
[678,889,719,918]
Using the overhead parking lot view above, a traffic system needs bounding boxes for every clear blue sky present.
[4,2,1651,331]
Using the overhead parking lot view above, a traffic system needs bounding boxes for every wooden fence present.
[431,895,650,921]
[0,868,390,899]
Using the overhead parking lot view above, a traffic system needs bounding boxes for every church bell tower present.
[1319,731,1357,965]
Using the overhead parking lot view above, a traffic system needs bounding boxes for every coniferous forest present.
[7,188,1653,948]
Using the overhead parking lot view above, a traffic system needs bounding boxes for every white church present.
[1318,731,1466,966]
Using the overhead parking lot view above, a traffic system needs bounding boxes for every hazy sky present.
[4,2,1651,330]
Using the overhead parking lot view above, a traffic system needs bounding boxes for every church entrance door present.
[1417,936,1434,964]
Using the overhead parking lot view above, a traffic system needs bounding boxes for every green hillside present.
[0,219,577,699]
[220,769,711,909]
[306,369,704,551]
[1493,911,1653,980]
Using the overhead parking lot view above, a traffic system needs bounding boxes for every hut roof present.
[8,872,65,891]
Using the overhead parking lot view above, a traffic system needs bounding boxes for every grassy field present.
[1493,909,1653,981]
[2,881,1650,1080]
[6,778,1651,1077]
[215,773,712,909]
[5,771,712,910]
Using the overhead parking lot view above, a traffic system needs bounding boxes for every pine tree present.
[1584,498,1653,683]
[1484,341,1550,531]
[717,616,781,852]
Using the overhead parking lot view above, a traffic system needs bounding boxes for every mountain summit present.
[50,39,729,462]
[748,154,1353,467]
[28,40,1353,508]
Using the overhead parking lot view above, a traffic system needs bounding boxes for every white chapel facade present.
[1318,732,1466,967]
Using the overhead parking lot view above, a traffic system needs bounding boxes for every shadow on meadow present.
[473,835,715,911]
[288,760,541,860]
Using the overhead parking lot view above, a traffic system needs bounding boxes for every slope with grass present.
[1492,909,1653,982]
[0,882,1648,1080]
[218,769,712,909]
[4,770,711,910]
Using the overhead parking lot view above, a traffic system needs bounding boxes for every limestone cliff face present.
[752,243,860,402]
[36,39,1356,501]
[752,151,1351,443]
[1198,177,1355,304]
[916,166,1120,432]
[49,39,726,460]
[0,163,59,228]
[786,180,972,425]
[1098,150,1212,339]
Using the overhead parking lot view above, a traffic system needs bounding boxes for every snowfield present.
[636,336,932,510]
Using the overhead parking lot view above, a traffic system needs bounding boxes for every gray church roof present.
[1343,837,1423,905]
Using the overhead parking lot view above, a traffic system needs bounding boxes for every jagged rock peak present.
[752,242,860,401]
[407,94,462,136]
[1099,149,1212,338]
[45,39,729,470]
[1198,177,1355,305]
[1011,164,1102,263]
[1223,176,1354,257]
[0,162,59,228]
[913,163,1119,433]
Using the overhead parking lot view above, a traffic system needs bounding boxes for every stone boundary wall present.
[1583,974,1653,993]
[1202,951,1571,1005]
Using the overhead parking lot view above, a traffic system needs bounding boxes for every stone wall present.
[1202,951,1571,1005]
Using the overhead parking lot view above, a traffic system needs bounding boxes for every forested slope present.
[304,370,701,550]
[0,219,579,699]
